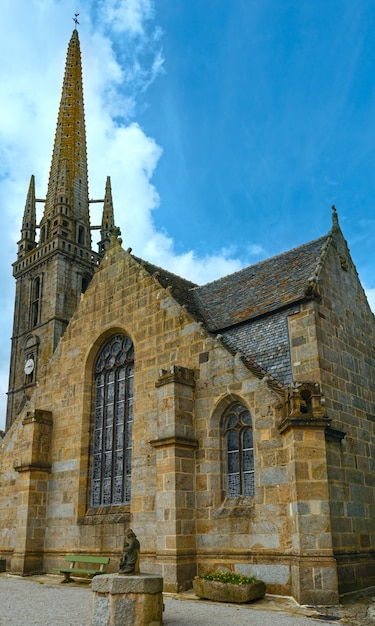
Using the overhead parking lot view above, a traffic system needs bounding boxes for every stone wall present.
[2,232,371,603]
[0,421,21,560]
[318,231,375,593]
[7,246,98,430]
[289,227,375,594]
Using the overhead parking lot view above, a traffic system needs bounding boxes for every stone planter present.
[193,577,266,603]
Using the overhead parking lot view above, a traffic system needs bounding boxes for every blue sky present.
[144,0,375,270]
[0,0,374,428]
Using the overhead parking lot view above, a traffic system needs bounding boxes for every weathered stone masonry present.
[1,29,375,608]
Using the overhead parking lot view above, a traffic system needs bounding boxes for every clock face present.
[24,358,34,375]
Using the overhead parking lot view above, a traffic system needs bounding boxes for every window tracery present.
[224,403,254,497]
[91,334,134,507]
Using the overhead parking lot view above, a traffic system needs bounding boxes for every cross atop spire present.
[73,13,79,28]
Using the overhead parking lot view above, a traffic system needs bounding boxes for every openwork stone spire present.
[41,29,90,241]
[99,176,116,253]
[17,174,37,258]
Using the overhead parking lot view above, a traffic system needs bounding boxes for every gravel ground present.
[0,573,374,626]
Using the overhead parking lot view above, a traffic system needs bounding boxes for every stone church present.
[1,28,375,605]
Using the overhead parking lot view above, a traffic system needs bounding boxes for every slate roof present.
[191,235,329,331]
[134,234,330,331]
[221,305,300,386]
[132,232,332,388]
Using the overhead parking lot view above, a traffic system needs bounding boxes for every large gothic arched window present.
[91,334,134,507]
[224,403,254,497]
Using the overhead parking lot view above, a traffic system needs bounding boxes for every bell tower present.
[6,28,116,430]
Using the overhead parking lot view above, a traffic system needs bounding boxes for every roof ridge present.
[131,254,198,288]
[305,230,334,289]
[193,233,330,291]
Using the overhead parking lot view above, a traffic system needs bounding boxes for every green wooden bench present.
[53,554,110,583]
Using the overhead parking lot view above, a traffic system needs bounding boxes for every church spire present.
[40,28,91,246]
[7,29,101,430]
[17,175,36,259]
[99,176,117,253]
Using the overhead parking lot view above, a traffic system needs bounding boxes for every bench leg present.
[61,572,73,583]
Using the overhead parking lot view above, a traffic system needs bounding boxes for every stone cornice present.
[14,463,52,473]
[278,415,331,435]
[22,410,53,427]
[324,427,347,443]
[155,365,195,388]
[149,436,198,449]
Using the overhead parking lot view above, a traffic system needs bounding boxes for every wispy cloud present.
[99,0,154,35]
[0,0,251,428]
[247,243,266,256]
[93,0,164,112]
[4,1,372,432]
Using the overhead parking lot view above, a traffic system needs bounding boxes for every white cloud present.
[0,1,373,433]
[0,0,249,429]
[247,243,266,256]
[365,288,375,314]
[99,0,154,35]
[93,0,164,105]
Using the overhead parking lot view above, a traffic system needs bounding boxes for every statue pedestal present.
[91,573,164,626]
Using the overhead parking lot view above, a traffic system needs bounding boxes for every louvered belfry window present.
[224,403,254,497]
[91,334,134,507]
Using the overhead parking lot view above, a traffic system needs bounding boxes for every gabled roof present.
[191,235,329,331]
[133,232,331,332]
[131,255,202,319]
[130,230,333,390]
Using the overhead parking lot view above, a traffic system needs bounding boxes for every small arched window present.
[81,276,90,294]
[224,403,254,497]
[31,277,41,327]
[78,225,85,245]
[91,334,134,507]
[300,389,312,414]
[40,225,46,243]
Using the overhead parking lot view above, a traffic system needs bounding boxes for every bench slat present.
[64,555,110,565]
[55,568,105,575]
[52,554,110,582]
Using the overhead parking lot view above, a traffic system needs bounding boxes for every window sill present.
[78,505,130,525]
[212,496,256,519]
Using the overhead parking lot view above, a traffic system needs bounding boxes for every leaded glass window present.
[91,334,134,507]
[224,403,254,497]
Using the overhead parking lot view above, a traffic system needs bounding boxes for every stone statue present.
[119,529,140,574]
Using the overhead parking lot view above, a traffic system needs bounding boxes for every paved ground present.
[0,573,375,625]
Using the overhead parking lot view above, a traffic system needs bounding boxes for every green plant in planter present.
[196,572,259,585]
[193,571,266,603]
